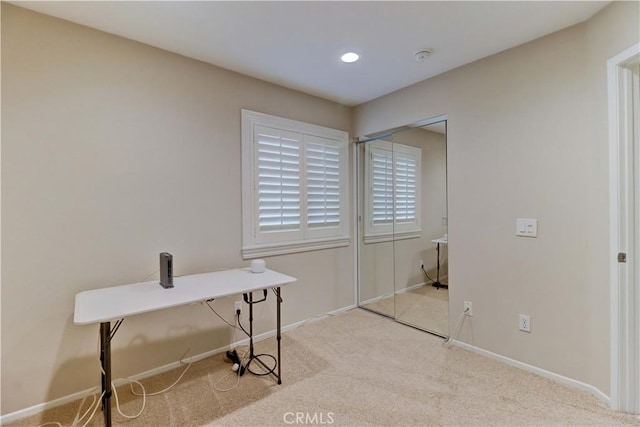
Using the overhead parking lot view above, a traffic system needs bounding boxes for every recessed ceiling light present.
[341,52,360,63]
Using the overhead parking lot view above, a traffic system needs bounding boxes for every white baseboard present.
[450,339,611,405]
[398,277,448,294]
[396,281,426,294]
[359,292,394,306]
[359,281,438,306]
[0,387,102,425]
[0,304,357,425]
[281,304,357,333]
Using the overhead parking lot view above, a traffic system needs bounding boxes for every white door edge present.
[609,42,640,414]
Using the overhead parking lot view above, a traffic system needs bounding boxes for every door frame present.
[609,42,640,414]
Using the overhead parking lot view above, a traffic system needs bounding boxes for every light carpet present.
[8,309,640,426]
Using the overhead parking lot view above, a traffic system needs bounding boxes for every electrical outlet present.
[464,301,473,316]
[234,301,242,314]
[519,314,531,332]
[419,260,424,269]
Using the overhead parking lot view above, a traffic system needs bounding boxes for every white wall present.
[1,4,354,415]
[354,1,639,395]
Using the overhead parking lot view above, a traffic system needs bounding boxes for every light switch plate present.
[516,218,538,237]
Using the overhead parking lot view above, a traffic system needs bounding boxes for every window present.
[241,110,350,258]
[364,140,421,243]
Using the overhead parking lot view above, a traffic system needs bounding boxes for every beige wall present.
[354,1,639,395]
[1,4,354,414]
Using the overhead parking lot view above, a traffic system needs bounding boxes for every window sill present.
[363,231,421,244]
[242,236,351,259]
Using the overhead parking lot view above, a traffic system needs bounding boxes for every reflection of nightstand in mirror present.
[430,236,448,289]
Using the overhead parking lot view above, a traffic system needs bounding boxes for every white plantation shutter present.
[394,154,417,223]
[305,136,341,229]
[242,110,349,258]
[364,140,421,242]
[392,144,421,235]
[370,147,394,227]
[255,126,301,232]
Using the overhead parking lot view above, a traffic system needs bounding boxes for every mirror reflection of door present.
[358,120,448,337]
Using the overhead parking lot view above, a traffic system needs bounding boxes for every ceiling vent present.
[414,50,432,62]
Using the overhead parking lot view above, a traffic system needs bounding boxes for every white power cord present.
[213,347,249,392]
[213,313,249,392]
[129,348,193,396]
[443,306,470,347]
[38,333,192,426]
[94,328,147,422]
[112,378,146,419]
[71,389,105,427]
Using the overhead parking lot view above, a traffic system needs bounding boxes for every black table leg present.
[249,292,255,358]
[276,286,282,384]
[243,289,283,384]
[99,322,112,427]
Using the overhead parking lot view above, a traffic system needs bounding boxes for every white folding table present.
[74,268,297,427]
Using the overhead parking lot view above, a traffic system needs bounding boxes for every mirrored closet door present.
[357,119,449,337]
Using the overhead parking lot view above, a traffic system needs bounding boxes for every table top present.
[74,268,297,325]
[431,237,448,244]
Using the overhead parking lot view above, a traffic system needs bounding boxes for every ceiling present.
[12,1,609,107]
